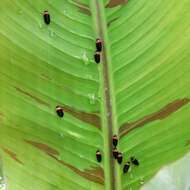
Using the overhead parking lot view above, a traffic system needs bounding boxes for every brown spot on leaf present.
[2,148,23,164]
[62,105,101,129]
[24,140,59,156]
[0,112,5,124]
[106,0,128,8]
[79,7,91,16]
[119,98,190,137]
[73,0,91,16]
[25,139,104,184]
[15,86,50,107]
[0,112,4,117]
[40,73,52,81]
[84,166,104,184]
[107,17,119,27]
[185,140,190,146]
[49,154,104,184]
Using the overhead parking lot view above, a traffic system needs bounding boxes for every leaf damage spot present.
[107,17,119,27]
[0,112,5,124]
[79,7,91,16]
[84,166,104,184]
[50,155,104,184]
[25,139,104,184]
[185,140,190,146]
[2,148,23,165]
[50,154,104,185]
[40,73,52,81]
[106,0,128,8]
[14,86,50,107]
[0,112,4,117]
[73,0,91,16]
[24,140,59,156]
[62,104,101,129]
[119,98,190,137]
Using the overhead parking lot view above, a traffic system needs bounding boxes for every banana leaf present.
[0,0,190,189]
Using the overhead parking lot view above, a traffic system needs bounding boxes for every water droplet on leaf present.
[82,51,89,65]
[88,93,96,105]
[63,10,67,15]
[140,177,145,185]
[49,30,55,37]
[39,23,43,29]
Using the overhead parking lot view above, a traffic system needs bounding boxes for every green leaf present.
[0,0,190,190]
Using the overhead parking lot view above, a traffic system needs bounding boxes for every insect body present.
[56,106,64,117]
[96,38,102,52]
[96,150,102,162]
[117,152,123,164]
[123,162,130,173]
[43,10,50,25]
[131,157,139,166]
[112,148,119,159]
[112,135,118,147]
[94,51,100,63]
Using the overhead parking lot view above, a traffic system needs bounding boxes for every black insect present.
[96,38,102,52]
[117,152,123,164]
[112,135,118,147]
[56,106,64,117]
[131,157,139,166]
[112,148,119,159]
[123,162,130,173]
[94,51,101,63]
[96,150,102,162]
[43,10,50,25]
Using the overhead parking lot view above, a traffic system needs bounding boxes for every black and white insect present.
[96,150,102,162]
[112,148,119,159]
[112,135,118,147]
[56,106,64,118]
[43,10,51,25]
[131,157,139,166]
[94,51,101,63]
[117,152,123,164]
[123,162,130,173]
[96,38,102,52]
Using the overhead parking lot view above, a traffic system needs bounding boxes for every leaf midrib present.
[90,1,121,190]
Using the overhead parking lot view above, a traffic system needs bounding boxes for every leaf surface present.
[0,0,190,190]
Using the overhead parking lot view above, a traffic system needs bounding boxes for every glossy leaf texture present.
[0,0,190,190]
